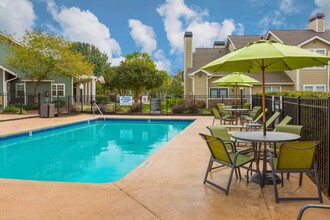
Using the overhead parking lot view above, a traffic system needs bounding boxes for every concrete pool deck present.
[0,114,329,219]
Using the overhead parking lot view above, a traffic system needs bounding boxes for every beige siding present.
[299,39,330,90]
[194,73,207,96]
[251,84,294,94]
[308,20,316,31]
[208,77,234,96]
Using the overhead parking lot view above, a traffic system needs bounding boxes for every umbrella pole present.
[262,62,267,136]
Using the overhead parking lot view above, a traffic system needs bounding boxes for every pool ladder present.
[92,103,105,120]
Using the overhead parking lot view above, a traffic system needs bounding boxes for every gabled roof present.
[227,35,264,50]
[267,30,330,46]
[188,47,230,73]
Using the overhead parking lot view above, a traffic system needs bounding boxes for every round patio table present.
[223,108,249,125]
[231,131,301,187]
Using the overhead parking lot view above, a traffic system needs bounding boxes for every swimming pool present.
[0,119,192,183]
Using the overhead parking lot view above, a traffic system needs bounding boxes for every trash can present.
[40,104,54,118]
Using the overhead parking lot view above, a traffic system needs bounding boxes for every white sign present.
[142,96,149,104]
[120,96,133,106]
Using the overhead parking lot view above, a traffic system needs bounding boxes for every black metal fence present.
[252,95,330,196]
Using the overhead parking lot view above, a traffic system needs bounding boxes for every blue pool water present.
[0,119,192,183]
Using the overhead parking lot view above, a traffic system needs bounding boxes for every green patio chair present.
[199,133,255,195]
[206,126,236,152]
[217,105,233,125]
[242,103,251,110]
[211,108,222,125]
[274,115,293,129]
[268,141,323,203]
[241,106,262,124]
[256,111,281,131]
[225,108,267,131]
[296,204,330,220]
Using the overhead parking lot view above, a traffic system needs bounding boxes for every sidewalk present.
[0,114,328,219]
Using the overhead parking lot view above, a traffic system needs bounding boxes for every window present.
[303,84,325,92]
[15,83,25,97]
[265,86,281,92]
[52,84,65,97]
[305,49,326,69]
[210,88,228,98]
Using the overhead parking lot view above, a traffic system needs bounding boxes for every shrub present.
[167,97,183,107]
[95,95,110,104]
[52,100,66,108]
[24,103,39,110]
[129,103,142,113]
[171,103,185,114]
[3,105,25,114]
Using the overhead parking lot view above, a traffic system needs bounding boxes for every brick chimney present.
[183,31,193,96]
[308,13,325,32]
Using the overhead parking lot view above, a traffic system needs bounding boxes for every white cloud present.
[156,0,239,53]
[111,56,126,66]
[258,0,299,32]
[128,19,157,54]
[127,19,171,72]
[46,0,121,63]
[313,0,330,28]
[236,23,245,35]
[0,0,36,37]
[279,0,297,14]
[153,49,171,72]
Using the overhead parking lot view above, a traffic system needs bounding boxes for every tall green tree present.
[115,52,165,101]
[150,70,170,96]
[167,70,184,97]
[71,42,108,77]
[4,31,94,96]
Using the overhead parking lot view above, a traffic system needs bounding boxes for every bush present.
[52,100,66,108]
[96,95,110,104]
[171,103,186,114]
[24,103,39,110]
[167,97,183,107]
[129,103,142,113]
[3,105,25,114]
[262,90,330,98]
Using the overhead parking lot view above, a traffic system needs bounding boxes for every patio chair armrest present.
[297,204,330,220]
[236,148,254,156]
[223,141,236,152]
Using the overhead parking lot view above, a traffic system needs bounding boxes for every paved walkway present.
[0,114,329,219]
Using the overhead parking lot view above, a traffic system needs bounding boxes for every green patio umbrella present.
[213,72,260,107]
[202,40,330,135]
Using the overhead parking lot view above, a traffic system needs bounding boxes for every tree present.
[115,52,165,101]
[71,42,109,77]
[150,70,170,96]
[4,31,94,96]
[167,70,184,97]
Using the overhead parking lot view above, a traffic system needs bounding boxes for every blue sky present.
[0,0,329,74]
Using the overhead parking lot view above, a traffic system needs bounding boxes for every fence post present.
[297,96,301,125]
[57,94,60,117]
[115,94,117,114]
[38,93,41,116]
[140,96,142,115]
[327,97,330,196]
[166,97,169,115]
[19,94,23,115]
[67,95,70,116]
